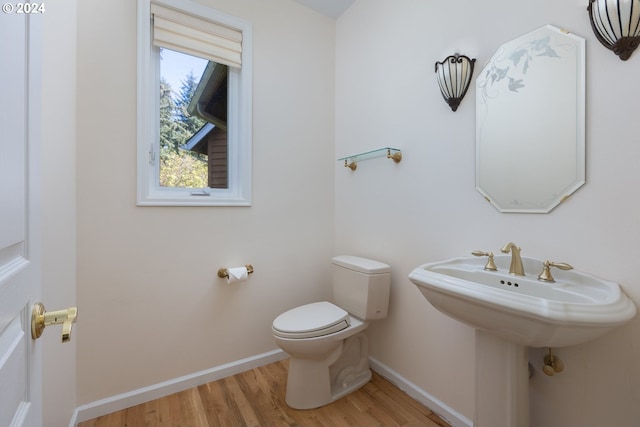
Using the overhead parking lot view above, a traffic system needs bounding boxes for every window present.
[137,0,252,206]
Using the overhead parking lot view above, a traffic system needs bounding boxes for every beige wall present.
[75,0,335,404]
[53,1,640,425]
[336,1,640,426]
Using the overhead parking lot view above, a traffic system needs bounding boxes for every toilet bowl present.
[272,256,391,409]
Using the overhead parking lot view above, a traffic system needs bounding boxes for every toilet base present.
[331,366,371,402]
[285,332,371,410]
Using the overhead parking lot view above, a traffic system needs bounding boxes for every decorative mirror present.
[475,25,585,213]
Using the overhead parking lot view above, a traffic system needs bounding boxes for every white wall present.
[335,1,640,427]
[41,0,78,425]
[75,0,335,404]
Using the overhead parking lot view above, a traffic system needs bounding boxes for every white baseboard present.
[369,356,473,427]
[70,349,287,427]
[70,350,471,427]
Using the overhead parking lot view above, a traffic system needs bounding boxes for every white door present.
[0,11,43,427]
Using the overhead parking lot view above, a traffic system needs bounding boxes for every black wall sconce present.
[435,54,476,112]
[588,0,640,60]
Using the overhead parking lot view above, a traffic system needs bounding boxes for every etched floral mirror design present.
[475,25,585,213]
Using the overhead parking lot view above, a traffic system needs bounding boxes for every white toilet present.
[272,255,391,409]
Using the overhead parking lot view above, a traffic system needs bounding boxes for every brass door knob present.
[31,302,78,343]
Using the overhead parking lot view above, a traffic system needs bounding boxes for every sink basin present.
[409,255,636,347]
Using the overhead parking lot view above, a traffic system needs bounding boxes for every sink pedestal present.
[475,330,529,427]
[410,255,637,427]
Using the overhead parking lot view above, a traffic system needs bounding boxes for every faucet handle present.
[538,260,573,283]
[472,250,498,271]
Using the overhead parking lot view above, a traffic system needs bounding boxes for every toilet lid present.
[272,301,350,339]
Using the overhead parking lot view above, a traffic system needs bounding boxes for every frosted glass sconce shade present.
[588,0,640,60]
[435,54,476,112]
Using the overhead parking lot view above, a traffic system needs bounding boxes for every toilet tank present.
[331,255,391,320]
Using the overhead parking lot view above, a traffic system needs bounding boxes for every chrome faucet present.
[501,242,525,276]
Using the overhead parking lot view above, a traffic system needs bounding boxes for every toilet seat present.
[272,301,350,339]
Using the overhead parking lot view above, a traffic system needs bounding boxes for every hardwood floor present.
[78,360,451,427]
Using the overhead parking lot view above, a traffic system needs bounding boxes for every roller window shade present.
[151,3,242,68]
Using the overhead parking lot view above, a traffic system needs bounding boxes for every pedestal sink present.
[409,254,636,427]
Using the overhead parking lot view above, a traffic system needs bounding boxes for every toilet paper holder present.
[218,264,254,279]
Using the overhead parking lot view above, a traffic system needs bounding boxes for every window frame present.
[136,0,252,206]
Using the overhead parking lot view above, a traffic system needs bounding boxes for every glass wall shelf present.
[338,147,402,171]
